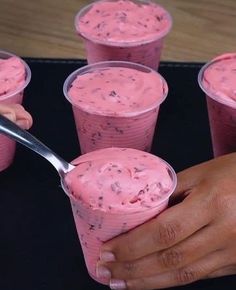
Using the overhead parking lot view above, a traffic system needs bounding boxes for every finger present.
[123,250,227,290]
[172,153,236,200]
[16,119,31,130]
[170,161,213,204]
[0,104,17,122]
[206,244,236,278]
[0,103,23,115]
[0,103,15,113]
[12,104,33,124]
[99,221,225,281]
[0,104,33,129]
[207,265,236,278]
[11,104,33,129]
[101,184,212,262]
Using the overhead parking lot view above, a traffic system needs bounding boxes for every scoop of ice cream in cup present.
[75,0,172,70]
[63,60,168,154]
[198,52,236,157]
[0,114,177,286]
[64,147,177,284]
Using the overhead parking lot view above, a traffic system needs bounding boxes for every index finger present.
[100,184,212,262]
[172,154,231,199]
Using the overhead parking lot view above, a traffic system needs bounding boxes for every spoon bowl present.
[0,114,75,183]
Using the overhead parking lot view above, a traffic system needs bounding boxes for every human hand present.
[96,153,236,289]
[0,103,33,130]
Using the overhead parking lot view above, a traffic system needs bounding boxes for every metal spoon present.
[0,114,75,186]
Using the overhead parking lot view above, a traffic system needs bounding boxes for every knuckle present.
[123,261,137,278]
[160,248,183,269]
[211,189,234,214]
[175,268,197,285]
[153,221,180,247]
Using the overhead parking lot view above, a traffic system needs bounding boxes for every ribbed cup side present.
[84,38,164,71]
[206,96,236,157]
[72,106,159,154]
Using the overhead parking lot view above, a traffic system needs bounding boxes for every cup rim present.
[0,50,31,101]
[198,52,236,109]
[61,151,177,215]
[63,60,168,117]
[74,0,172,47]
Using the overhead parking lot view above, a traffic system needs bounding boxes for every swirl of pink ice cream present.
[201,53,236,105]
[0,56,26,97]
[65,147,176,213]
[76,0,172,45]
[68,65,167,116]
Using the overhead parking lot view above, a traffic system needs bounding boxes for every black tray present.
[0,59,235,290]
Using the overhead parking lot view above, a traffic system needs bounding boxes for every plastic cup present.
[0,50,31,171]
[62,147,177,284]
[198,53,236,157]
[75,0,172,70]
[63,61,168,154]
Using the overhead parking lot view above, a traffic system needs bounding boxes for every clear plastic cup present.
[198,53,236,157]
[63,61,168,154]
[0,50,31,171]
[75,0,172,70]
[62,147,177,284]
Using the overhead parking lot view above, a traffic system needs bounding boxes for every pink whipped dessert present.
[75,0,172,69]
[202,53,236,104]
[65,61,168,154]
[199,53,236,156]
[64,147,177,284]
[0,56,26,97]
[78,0,171,45]
[68,65,166,114]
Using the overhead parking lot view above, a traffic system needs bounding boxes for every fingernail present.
[96,265,111,279]
[16,120,30,130]
[100,251,116,262]
[110,279,127,290]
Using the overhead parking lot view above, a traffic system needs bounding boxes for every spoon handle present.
[0,115,73,176]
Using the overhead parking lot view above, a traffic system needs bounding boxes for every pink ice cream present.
[75,0,172,69]
[64,147,176,284]
[199,53,236,156]
[68,66,166,115]
[0,56,26,97]
[66,147,174,212]
[202,53,236,105]
[66,63,167,153]
[77,0,171,45]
